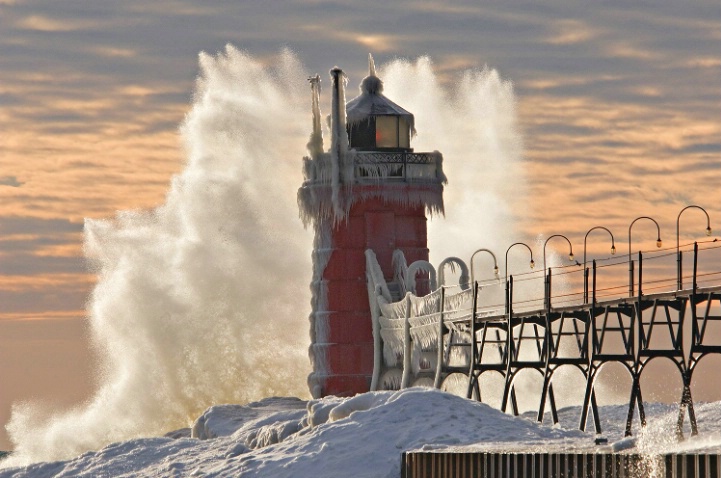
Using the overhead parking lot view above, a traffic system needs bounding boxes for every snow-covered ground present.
[2,388,721,477]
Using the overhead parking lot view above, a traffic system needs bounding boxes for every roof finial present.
[368,53,376,77]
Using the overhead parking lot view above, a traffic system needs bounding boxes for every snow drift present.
[0,388,587,477]
[5,389,721,477]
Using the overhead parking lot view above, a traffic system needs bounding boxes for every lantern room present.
[345,65,414,152]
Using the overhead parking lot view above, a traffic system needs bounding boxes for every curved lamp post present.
[543,235,575,310]
[504,242,535,314]
[504,242,535,286]
[470,248,500,286]
[628,216,662,297]
[583,226,616,303]
[542,234,575,273]
[676,205,712,290]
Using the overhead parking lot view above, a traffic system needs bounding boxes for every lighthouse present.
[298,57,446,398]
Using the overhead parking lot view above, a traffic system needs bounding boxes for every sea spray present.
[4,47,314,466]
[381,58,527,267]
[4,51,531,465]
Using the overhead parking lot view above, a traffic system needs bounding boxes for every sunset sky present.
[1,0,720,450]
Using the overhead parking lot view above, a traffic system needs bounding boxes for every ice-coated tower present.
[298,57,446,397]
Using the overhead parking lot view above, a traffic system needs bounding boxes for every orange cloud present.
[687,57,721,68]
[606,43,662,60]
[16,15,96,32]
[545,19,598,45]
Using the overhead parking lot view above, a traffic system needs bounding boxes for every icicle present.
[400,293,412,389]
[392,249,409,296]
[364,249,392,301]
[299,180,445,229]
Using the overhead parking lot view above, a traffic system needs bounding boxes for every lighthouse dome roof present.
[345,73,415,135]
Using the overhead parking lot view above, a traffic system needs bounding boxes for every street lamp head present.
[707,227,713,236]
[611,244,616,255]
[494,265,500,277]
[569,253,574,261]
[530,259,535,269]
[656,238,663,248]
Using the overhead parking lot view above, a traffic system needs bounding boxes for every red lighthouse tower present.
[298,58,446,398]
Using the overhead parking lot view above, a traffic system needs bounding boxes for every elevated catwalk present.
[370,239,721,439]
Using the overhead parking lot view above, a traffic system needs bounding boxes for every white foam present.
[4,47,314,466]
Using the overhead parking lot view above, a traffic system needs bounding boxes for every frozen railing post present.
[433,287,446,389]
[400,293,413,389]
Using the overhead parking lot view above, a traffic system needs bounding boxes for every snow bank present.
[191,397,306,447]
[4,389,721,477]
[0,389,585,477]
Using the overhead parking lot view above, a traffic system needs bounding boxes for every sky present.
[1,0,720,451]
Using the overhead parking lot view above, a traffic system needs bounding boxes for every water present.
[4,48,527,465]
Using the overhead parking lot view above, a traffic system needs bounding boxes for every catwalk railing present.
[369,238,721,438]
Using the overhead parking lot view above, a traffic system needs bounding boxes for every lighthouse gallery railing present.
[302,151,445,184]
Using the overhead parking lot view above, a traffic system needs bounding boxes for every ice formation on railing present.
[366,249,476,391]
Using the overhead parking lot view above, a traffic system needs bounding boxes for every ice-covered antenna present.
[368,53,376,77]
[308,74,321,92]
[306,74,323,158]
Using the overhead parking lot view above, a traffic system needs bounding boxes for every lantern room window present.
[348,116,411,151]
[375,116,396,148]
[398,118,410,148]
[348,119,375,150]
[376,116,411,149]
